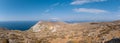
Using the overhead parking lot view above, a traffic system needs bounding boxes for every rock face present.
[1,20,120,43]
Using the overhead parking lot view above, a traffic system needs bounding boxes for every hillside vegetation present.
[1,20,120,43]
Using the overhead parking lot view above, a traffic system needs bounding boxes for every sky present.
[0,0,120,21]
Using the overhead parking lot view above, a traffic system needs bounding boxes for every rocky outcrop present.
[1,20,120,43]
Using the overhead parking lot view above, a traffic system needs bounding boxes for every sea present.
[0,20,88,31]
[0,21,38,31]
[0,20,113,31]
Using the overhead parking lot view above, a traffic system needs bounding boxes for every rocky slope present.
[1,20,120,43]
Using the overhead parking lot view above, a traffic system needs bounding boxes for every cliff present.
[1,20,120,43]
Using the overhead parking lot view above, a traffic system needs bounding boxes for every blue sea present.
[0,20,87,31]
[0,20,113,31]
[0,21,38,31]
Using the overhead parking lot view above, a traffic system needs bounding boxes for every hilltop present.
[1,20,120,43]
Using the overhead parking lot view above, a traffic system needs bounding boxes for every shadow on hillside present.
[105,38,120,43]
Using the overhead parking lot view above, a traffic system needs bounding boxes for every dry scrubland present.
[1,20,120,43]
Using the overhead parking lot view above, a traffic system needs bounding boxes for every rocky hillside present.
[1,20,120,43]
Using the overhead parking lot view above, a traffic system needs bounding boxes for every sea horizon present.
[0,20,118,31]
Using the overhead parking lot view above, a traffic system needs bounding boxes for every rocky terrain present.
[1,20,120,43]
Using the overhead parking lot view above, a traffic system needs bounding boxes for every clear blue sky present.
[0,0,120,21]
